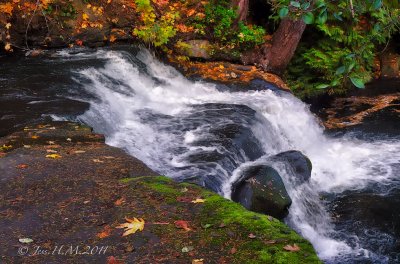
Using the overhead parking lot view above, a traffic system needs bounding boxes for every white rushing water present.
[62,48,399,262]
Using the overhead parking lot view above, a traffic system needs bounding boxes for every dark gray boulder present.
[269,150,312,185]
[232,165,292,219]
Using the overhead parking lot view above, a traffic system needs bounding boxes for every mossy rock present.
[231,165,292,219]
[121,176,321,263]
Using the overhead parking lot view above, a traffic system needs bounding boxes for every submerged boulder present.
[269,150,312,185]
[232,165,292,219]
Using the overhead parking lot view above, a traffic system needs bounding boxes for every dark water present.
[1,46,400,263]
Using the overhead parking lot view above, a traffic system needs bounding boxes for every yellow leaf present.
[31,135,39,139]
[116,217,145,236]
[191,198,205,203]
[46,154,62,159]
[4,43,12,51]
[192,259,204,264]
[5,23,11,29]
[82,13,89,21]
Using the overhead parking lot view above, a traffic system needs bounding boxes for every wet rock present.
[269,150,312,185]
[232,165,292,219]
[178,40,213,60]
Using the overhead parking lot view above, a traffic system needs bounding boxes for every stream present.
[1,46,399,263]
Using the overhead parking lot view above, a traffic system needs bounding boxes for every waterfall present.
[57,48,400,263]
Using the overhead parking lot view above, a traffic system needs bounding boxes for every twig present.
[25,0,41,50]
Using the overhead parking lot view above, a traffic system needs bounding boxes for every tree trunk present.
[264,18,306,75]
[240,17,306,75]
[231,0,249,22]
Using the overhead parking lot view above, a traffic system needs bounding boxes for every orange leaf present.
[109,35,117,43]
[187,9,195,17]
[0,3,13,15]
[174,220,191,231]
[16,164,28,169]
[97,225,112,239]
[114,198,125,206]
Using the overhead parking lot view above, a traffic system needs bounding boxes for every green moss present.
[122,176,321,263]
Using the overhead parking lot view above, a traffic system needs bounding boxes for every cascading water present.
[39,47,400,263]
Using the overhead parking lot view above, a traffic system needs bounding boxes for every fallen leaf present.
[16,164,28,169]
[23,145,31,148]
[219,223,226,228]
[97,225,112,239]
[47,141,55,145]
[19,238,33,244]
[46,154,62,159]
[191,198,205,203]
[109,35,117,42]
[283,244,300,252]
[46,149,58,153]
[5,23,11,29]
[4,43,12,52]
[114,198,125,206]
[82,13,89,21]
[174,220,191,231]
[116,217,145,236]
[92,159,104,163]
[182,246,194,253]
[31,135,39,139]
[248,233,256,239]
[230,247,237,254]
[180,187,188,192]
[192,259,204,264]
[66,138,72,142]
[74,150,86,154]
[107,256,124,264]
[201,223,212,229]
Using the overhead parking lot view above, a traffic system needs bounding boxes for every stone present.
[269,150,312,185]
[232,165,292,219]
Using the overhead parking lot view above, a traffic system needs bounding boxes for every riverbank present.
[0,121,321,263]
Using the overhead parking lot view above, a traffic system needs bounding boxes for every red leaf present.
[107,256,124,264]
[174,220,191,231]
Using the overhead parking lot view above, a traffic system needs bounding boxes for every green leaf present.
[279,7,289,18]
[316,83,330,89]
[333,12,343,21]
[301,2,311,10]
[373,0,382,9]
[347,61,356,72]
[317,10,328,24]
[302,12,314,24]
[315,0,325,8]
[349,77,365,88]
[335,66,346,75]
[290,1,301,8]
